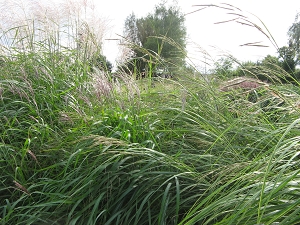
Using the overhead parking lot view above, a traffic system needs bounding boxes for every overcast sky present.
[96,0,300,71]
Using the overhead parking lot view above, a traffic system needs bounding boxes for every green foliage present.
[260,55,281,69]
[278,46,296,71]
[256,55,285,82]
[89,54,113,73]
[2,46,300,224]
[1,2,300,225]
[231,60,257,78]
[288,12,300,65]
[213,57,238,78]
[123,1,186,75]
[218,54,298,84]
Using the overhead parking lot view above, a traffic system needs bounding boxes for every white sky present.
[96,0,300,71]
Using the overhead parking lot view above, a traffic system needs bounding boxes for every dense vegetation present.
[1,1,300,225]
[122,2,186,77]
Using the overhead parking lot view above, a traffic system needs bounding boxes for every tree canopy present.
[123,1,186,76]
[288,12,300,65]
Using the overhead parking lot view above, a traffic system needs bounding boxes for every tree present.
[278,46,297,75]
[288,12,300,65]
[90,54,113,73]
[256,55,285,82]
[213,57,236,78]
[123,1,186,76]
[124,13,140,46]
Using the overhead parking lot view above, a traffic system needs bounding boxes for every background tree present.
[213,57,237,78]
[288,12,300,66]
[278,46,297,75]
[256,55,283,82]
[89,54,113,73]
[123,12,141,60]
[122,1,186,77]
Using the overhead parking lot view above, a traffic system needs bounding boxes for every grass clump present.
[1,1,300,225]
